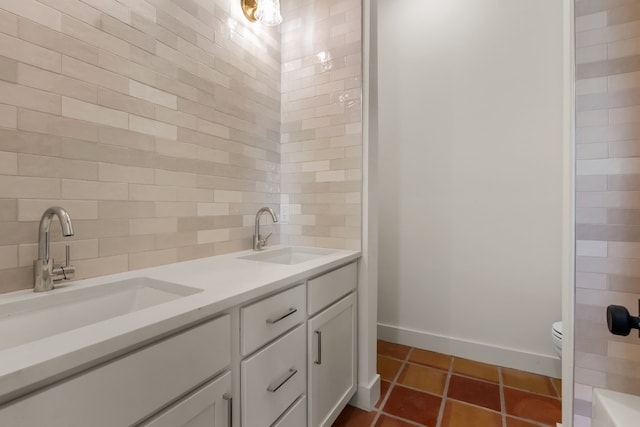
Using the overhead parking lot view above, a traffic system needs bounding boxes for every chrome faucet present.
[33,207,75,292]
[253,207,278,251]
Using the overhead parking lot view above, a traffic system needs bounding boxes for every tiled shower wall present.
[0,0,283,293]
[279,0,362,250]
[574,0,640,425]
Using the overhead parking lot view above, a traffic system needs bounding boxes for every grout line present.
[434,367,497,385]
[370,411,381,426]
[403,359,450,373]
[384,383,445,399]
[508,414,553,427]
[498,366,507,427]
[377,412,424,426]
[550,377,562,398]
[392,348,409,382]
[502,384,563,400]
[435,355,454,427]
[445,397,503,415]
[369,348,412,427]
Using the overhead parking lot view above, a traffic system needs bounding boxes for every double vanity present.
[0,245,360,427]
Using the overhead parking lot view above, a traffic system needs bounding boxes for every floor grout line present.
[445,397,503,415]
[498,366,507,427]
[550,377,562,399]
[434,353,454,427]
[370,411,381,426]
[369,347,413,427]
[378,412,424,427]
[508,414,555,427]
[502,384,563,400]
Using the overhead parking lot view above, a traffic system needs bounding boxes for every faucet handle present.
[53,245,75,281]
[256,232,273,249]
[258,233,273,248]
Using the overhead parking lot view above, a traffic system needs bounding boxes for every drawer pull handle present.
[314,330,322,365]
[223,393,232,427]
[266,307,298,324]
[267,368,298,393]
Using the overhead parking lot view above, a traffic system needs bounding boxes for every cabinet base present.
[349,374,380,412]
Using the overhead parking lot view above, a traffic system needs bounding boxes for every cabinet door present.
[141,371,232,427]
[308,292,357,427]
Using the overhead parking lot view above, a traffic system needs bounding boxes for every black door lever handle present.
[607,303,640,337]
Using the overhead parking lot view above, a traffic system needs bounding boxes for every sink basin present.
[0,277,201,351]
[239,247,336,265]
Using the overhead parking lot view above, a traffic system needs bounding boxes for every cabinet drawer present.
[140,371,231,427]
[0,315,231,427]
[272,396,306,427]
[241,284,306,356]
[241,324,306,427]
[308,262,357,316]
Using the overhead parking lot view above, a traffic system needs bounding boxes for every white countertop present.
[0,245,360,404]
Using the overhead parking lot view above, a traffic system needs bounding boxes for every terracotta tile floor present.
[332,340,562,427]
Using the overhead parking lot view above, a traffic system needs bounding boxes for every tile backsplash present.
[279,0,362,250]
[574,0,640,425]
[0,0,362,294]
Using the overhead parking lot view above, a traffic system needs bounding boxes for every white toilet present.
[551,321,562,359]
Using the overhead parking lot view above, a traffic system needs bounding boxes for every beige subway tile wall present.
[0,0,285,293]
[279,0,362,250]
[575,0,640,425]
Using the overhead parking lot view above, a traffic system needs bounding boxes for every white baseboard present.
[378,323,562,378]
[350,374,381,411]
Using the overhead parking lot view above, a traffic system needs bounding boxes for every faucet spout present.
[34,207,75,292]
[38,207,74,262]
[253,207,278,251]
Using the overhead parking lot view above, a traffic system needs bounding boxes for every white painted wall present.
[377,0,564,375]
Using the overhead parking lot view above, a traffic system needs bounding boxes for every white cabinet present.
[0,258,359,427]
[308,292,357,427]
[239,261,358,427]
[0,315,231,427]
[141,371,232,427]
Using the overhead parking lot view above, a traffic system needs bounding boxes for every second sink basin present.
[0,277,201,351]
[239,247,336,265]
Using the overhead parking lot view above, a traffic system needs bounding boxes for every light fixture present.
[241,0,282,26]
